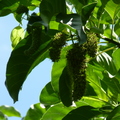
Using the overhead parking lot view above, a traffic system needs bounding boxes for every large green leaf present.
[63,106,101,120]
[112,49,120,70]
[51,59,66,93]
[87,64,108,101]
[40,0,66,26]
[56,13,87,44]
[102,72,120,102]
[24,103,46,120]
[106,105,120,120]
[0,105,21,117]
[40,82,60,105]
[51,46,72,93]
[5,34,51,102]
[59,66,72,107]
[105,0,120,20]
[0,0,19,16]
[41,103,74,120]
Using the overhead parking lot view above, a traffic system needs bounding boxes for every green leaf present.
[113,0,120,4]
[87,64,108,101]
[106,105,120,120]
[112,49,120,70]
[0,111,7,120]
[51,59,66,93]
[102,72,120,102]
[41,103,74,120]
[10,26,25,49]
[56,13,87,44]
[0,0,19,16]
[105,0,120,20]
[76,97,106,108]
[81,2,97,25]
[63,106,101,120]
[51,45,72,93]
[40,0,66,25]
[96,52,117,75]
[40,82,60,105]
[59,66,72,107]
[0,105,21,117]
[24,103,46,120]
[5,34,51,102]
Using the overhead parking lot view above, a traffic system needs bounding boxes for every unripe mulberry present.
[49,32,66,62]
[66,43,87,101]
[24,27,42,56]
[85,32,98,57]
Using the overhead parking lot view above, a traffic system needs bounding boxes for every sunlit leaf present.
[24,103,46,120]
[40,82,60,105]
[41,103,74,120]
[0,105,21,117]
[10,26,25,49]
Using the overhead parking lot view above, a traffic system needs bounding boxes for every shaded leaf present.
[0,111,7,120]
[40,0,66,26]
[40,82,60,105]
[63,106,101,120]
[41,103,74,120]
[24,103,46,120]
[5,34,51,102]
[0,0,18,16]
[82,2,97,25]
[0,105,21,117]
[106,105,120,120]
[56,13,87,44]
[59,66,72,107]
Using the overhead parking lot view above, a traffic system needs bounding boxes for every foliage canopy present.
[1,0,120,119]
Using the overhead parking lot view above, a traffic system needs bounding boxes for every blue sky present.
[0,13,52,120]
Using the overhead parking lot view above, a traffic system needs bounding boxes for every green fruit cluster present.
[49,32,66,62]
[66,43,87,101]
[24,27,42,56]
[85,32,98,57]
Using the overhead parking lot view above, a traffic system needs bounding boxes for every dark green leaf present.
[63,106,101,120]
[82,2,97,25]
[56,13,87,44]
[113,0,120,4]
[40,0,66,25]
[107,105,120,120]
[40,82,60,105]
[41,103,74,120]
[0,105,21,117]
[5,34,51,102]
[59,66,72,107]
[24,103,46,120]
[0,111,7,120]
[0,0,18,16]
